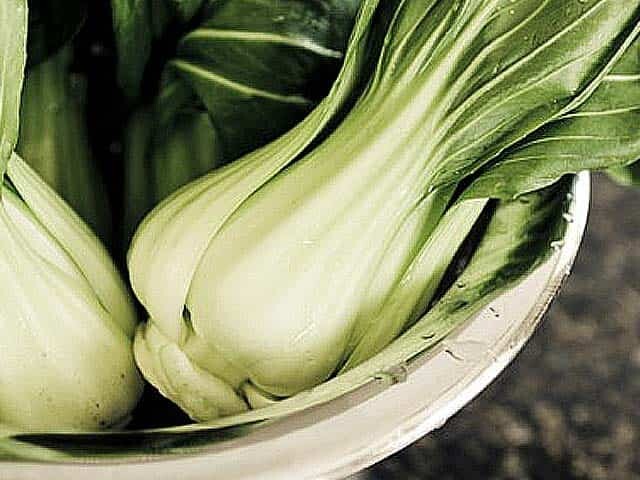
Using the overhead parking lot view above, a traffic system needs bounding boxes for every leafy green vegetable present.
[111,0,203,98]
[129,0,640,420]
[168,0,205,22]
[0,0,636,437]
[17,46,111,240]
[0,0,28,177]
[129,0,383,418]
[0,154,142,431]
[136,177,572,431]
[341,195,488,371]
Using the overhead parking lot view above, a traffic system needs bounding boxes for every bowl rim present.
[1,173,590,480]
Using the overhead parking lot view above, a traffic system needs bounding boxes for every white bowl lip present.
[1,173,590,480]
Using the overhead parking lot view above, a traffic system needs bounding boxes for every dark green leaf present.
[172,0,361,159]
[122,0,364,236]
[388,0,640,194]
[463,25,640,200]
[111,0,154,98]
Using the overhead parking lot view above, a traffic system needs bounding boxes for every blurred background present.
[351,174,640,480]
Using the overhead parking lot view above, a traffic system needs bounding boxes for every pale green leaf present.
[0,0,28,177]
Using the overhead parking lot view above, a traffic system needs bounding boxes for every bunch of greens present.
[0,0,142,431]
[0,0,638,434]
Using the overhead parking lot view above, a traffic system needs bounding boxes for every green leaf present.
[108,0,213,99]
[26,0,87,67]
[120,1,363,236]
[111,0,179,98]
[111,0,154,99]
[463,24,640,200]
[341,194,488,371]
[0,432,71,461]
[376,0,640,194]
[0,0,28,177]
[172,0,361,159]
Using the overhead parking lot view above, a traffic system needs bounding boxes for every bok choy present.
[129,0,640,420]
[0,0,142,431]
[0,154,142,431]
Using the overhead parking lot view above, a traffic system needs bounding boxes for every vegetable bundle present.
[0,0,638,431]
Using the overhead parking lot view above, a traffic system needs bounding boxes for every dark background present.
[354,175,640,480]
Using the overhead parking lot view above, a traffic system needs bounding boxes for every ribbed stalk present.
[17,46,111,240]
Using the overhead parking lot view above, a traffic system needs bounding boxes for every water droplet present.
[456,281,466,289]
[550,240,564,251]
[562,212,574,223]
